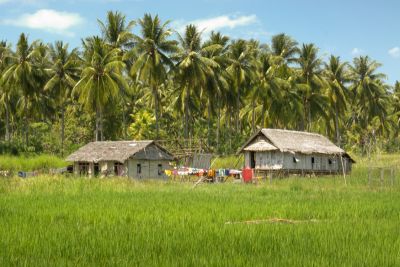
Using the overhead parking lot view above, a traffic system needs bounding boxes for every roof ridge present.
[262,128,324,137]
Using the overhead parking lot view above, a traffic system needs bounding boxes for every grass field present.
[0,154,400,266]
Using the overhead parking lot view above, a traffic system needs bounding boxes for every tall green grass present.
[0,174,399,266]
[0,154,67,173]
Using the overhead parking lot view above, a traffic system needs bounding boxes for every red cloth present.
[242,168,253,183]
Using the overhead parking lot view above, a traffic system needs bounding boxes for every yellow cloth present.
[165,170,172,177]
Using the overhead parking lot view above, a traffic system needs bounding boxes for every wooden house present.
[66,140,175,178]
[238,129,354,174]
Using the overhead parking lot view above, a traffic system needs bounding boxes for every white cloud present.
[2,9,84,35]
[351,47,364,56]
[388,47,400,58]
[177,14,258,34]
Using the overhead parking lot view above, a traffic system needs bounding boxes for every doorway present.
[250,152,256,168]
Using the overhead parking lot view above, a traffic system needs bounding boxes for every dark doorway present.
[250,152,256,168]
[94,163,99,176]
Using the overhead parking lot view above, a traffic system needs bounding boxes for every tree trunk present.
[184,86,189,140]
[5,103,10,142]
[61,106,65,157]
[95,109,100,141]
[236,85,240,132]
[207,101,212,147]
[24,100,29,146]
[252,97,256,132]
[100,109,104,141]
[334,102,341,146]
[153,85,160,139]
[216,103,220,151]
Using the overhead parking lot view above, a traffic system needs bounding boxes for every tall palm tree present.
[124,13,177,138]
[0,41,13,142]
[174,24,220,139]
[2,34,40,146]
[202,31,230,147]
[226,39,257,132]
[98,11,135,50]
[73,36,128,141]
[349,56,389,153]
[271,33,299,63]
[98,11,135,139]
[295,43,328,131]
[45,41,81,155]
[324,55,350,145]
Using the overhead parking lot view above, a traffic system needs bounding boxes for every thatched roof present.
[243,138,278,152]
[66,140,175,163]
[239,129,354,160]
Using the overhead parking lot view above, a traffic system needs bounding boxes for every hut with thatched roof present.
[238,129,354,174]
[66,140,175,178]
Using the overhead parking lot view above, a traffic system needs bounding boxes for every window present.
[311,157,315,164]
[114,162,123,176]
[158,164,163,176]
[293,157,299,163]
[328,159,332,165]
[137,164,141,175]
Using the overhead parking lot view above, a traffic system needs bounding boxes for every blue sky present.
[1,0,400,84]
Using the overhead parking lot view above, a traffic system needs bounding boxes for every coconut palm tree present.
[349,56,389,153]
[0,41,13,142]
[226,39,257,132]
[98,11,135,50]
[124,14,177,138]
[174,24,220,139]
[73,36,128,141]
[45,41,81,155]
[323,55,351,145]
[270,33,299,63]
[98,11,135,139]
[2,34,41,146]
[295,43,328,131]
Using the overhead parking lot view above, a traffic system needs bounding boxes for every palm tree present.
[124,14,177,138]
[324,55,350,145]
[73,36,128,141]
[349,56,389,153]
[271,33,299,63]
[174,24,220,139]
[202,31,230,147]
[98,11,135,50]
[98,11,135,139]
[0,41,13,142]
[2,34,40,146]
[45,41,80,155]
[226,39,257,132]
[295,43,328,131]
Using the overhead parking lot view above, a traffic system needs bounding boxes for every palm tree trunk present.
[24,99,29,146]
[334,102,340,146]
[5,103,10,142]
[216,103,220,151]
[236,85,240,132]
[184,86,189,140]
[252,97,255,132]
[207,101,212,147]
[100,109,104,141]
[61,106,65,156]
[153,85,160,139]
[95,109,100,141]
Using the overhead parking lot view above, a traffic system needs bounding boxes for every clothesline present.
[165,167,242,178]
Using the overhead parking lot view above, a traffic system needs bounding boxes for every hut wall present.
[244,152,251,167]
[128,159,170,179]
[282,153,345,173]
[254,151,283,170]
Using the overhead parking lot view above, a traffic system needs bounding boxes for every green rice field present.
[0,154,400,266]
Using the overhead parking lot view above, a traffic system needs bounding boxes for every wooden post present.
[380,168,384,187]
[340,155,347,186]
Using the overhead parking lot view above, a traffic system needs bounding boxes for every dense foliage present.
[1,11,399,156]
